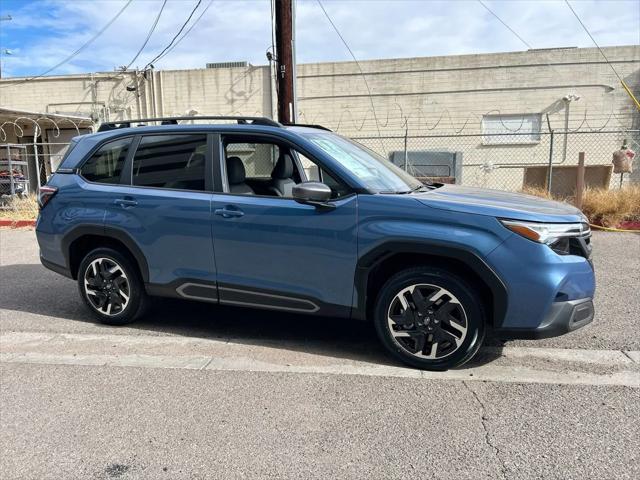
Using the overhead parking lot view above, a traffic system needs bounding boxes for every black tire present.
[77,247,149,326]
[373,266,485,370]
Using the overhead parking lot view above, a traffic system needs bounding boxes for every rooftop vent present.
[206,61,249,69]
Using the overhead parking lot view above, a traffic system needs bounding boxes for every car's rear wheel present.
[373,266,485,370]
[77,248,148,325]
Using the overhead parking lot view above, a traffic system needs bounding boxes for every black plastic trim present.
[217,282,349,317]
[40,256,73,279]
[61,225,150,282]
[352,241,509,326]
[218,286,319,313]
[495,298,594,339]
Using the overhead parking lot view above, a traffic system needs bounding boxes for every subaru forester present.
[36,116,595,370]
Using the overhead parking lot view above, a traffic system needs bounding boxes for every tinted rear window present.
[81,137,131,183]
[132,134,207,191]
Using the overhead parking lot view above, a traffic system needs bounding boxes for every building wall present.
[1,45,638,189]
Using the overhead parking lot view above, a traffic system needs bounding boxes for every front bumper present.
[494,297,594,339]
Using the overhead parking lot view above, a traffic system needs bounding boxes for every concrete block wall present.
[1,45,638,189]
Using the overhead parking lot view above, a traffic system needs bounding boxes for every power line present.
[154,0,215,64]
[124,0,168,70]
[564,0,640,110]
[143,0,203,70]
[563,0,623,82]
[315,0,385,150]
[0,0,133,88]
[477,0,532,49]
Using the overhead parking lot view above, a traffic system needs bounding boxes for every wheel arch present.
[353,241,508,328]
[62,225,149,282]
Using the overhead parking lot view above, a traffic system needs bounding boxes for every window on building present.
[132,134,207,191]
[81,137,131,184]
[482,114,542,145]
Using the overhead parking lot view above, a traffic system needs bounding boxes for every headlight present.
[500,219,590,253]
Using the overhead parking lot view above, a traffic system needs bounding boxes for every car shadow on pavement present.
[0,263,393,366]
[0,263,504,370]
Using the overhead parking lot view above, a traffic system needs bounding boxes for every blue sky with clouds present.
[0,0,638,78]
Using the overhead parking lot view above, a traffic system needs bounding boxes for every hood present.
[414,184,584,223]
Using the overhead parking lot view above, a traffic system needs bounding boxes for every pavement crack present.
[200,357,214,370]
[621,350,636,363]
[463,381,507,480]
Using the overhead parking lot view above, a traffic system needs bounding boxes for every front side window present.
[81,137,130,184]
[225,142,280,178]
[302,132,423,194]
[132,134,207,191]
[222,137,349,199]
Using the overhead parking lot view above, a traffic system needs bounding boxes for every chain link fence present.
[353,129,639,196]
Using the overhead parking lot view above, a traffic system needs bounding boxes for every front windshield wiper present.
[379,184,430,194]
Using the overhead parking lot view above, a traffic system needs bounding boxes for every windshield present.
[302,132,424,193]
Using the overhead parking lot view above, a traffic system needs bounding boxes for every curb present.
[0,219,37,228]
[619,221,640,230]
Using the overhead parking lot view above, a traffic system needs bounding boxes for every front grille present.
[551,225,592,260]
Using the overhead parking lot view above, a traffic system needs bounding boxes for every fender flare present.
[61,225,149,282]
[353,240,508,327]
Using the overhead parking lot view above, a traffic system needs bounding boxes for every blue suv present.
[36,116,595,370]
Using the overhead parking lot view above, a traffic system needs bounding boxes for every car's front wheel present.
[77,248,148,325]
[373,266,485,370]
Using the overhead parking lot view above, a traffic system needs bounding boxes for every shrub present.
[0,194,38,221]
[581,186,640,227]
[522,185,640,227]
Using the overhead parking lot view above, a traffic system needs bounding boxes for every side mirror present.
[292,182,334,209]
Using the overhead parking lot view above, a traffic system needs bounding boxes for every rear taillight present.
[38,186,58,210]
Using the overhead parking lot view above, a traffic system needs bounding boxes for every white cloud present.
[0,0,638,77]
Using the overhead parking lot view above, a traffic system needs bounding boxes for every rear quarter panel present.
[36,174,106,269]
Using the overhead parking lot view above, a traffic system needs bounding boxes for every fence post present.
[547,130,554,194]
[575,152,585,209]
[403,123,408,171]
[33,143,41,192]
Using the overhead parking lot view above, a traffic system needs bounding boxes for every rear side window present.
[132,134,207,191]
[81,137,130,183]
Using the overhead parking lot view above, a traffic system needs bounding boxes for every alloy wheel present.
[387,283,468,359]
[83,257,130,316]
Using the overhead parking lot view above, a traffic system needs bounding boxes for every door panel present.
[105,186,215,287]
[210,194,358,315]
[105,133,216,290]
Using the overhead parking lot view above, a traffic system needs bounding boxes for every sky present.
[0,0,638,78]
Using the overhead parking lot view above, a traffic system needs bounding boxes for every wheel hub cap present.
[387,283,468,360]
[84,258,130,316]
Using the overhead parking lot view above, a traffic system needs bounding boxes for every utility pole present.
[274,0,297,124]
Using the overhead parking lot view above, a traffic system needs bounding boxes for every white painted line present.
[2,352,211,370]
[109,354,211,370]
[2,331,638,367]
[491,346,634,365]
[2,352,639,387]
[0,331,56,346]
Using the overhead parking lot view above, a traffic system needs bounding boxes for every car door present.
[210,134,358,317]
[105,132,217,298]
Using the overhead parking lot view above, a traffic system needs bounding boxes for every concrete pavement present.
[1,228,639,479]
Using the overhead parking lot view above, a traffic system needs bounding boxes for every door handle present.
[113,198,138,208]
[214,207,244,218]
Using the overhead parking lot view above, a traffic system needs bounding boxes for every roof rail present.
[97,116,282,132]
[283,123,333,132]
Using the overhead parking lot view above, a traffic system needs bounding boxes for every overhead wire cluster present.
[0,0,214,87]
[0,0,133,89]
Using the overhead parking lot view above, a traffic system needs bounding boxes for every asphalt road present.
[1,228,639,479]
